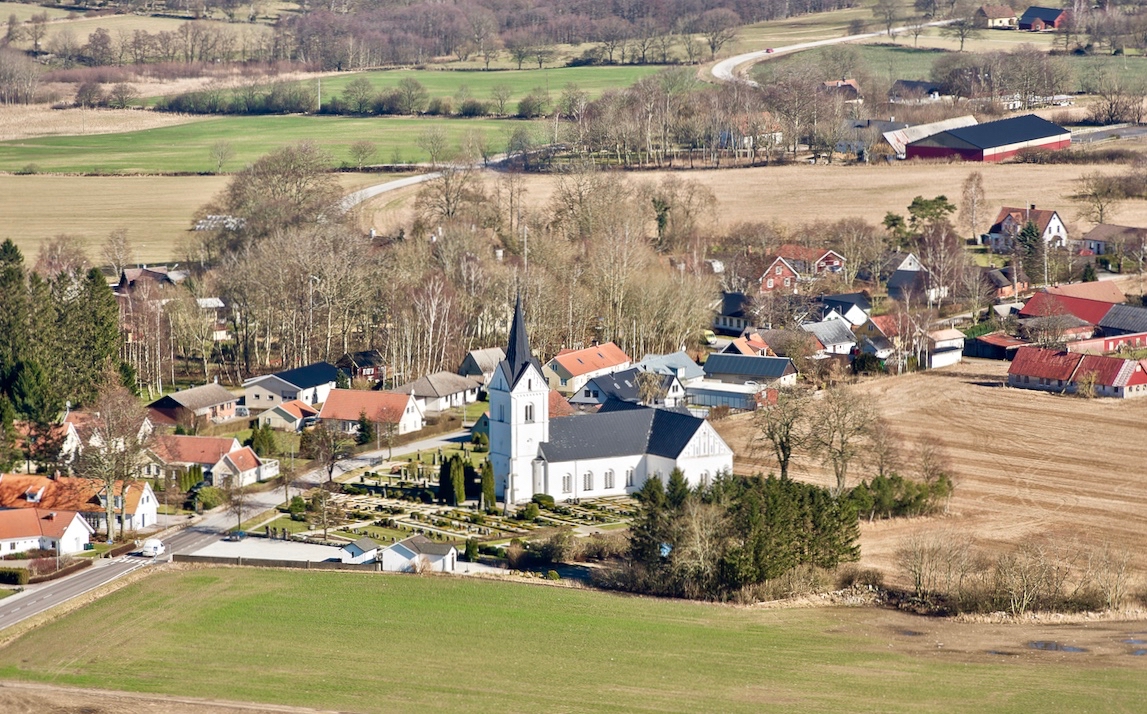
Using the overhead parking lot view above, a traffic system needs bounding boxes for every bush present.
[0,567,29,585]
[425,97,453,115]
[464,538,479,562]
[836,564,885,590]
[519,502,540,521]
[852,353,884,374]
[531,493,556,510]
[197,486,224,510]
[547,569,561,580]
[516,87,551,118]
[457,98,488,117]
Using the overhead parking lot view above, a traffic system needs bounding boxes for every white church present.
[490,297,734,505]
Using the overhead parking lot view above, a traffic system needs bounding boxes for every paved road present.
[711,20,952,86]
[0,428,470,631]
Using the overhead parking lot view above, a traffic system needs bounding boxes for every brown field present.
[715,358,1147,583]
[364,158,1146,237]
[0,173,381,265]
[0,104,206,141]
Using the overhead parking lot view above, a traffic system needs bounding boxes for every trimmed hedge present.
[0,567,29,585]
[29,558,92,584]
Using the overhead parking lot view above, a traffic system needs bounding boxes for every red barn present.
[905,114,1070,162]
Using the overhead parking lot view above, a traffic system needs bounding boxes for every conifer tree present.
[480,460,496,511]
[450,454,465,505]
[666,468,690,508]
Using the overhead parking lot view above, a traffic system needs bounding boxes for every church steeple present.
[504,293,539,386]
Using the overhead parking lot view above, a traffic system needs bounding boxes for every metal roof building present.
[905,114,1070,162]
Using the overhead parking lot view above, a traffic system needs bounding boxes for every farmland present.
[715,358,1147,581]
[0,172,387,264]
[0,567,1144,713]
[0,115,530,174]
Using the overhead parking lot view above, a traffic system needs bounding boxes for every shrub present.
[531,493,556,510]
[197,486,224,510]
[547,569,561,580]
[425,97,453,115]
[516,87,551,118]
[519,502,540,521]
[836,564,885,590]
[464,538,479,562]
[458,98,488,117]
[0,567,29,585]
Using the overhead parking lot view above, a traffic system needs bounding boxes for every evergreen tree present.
[437,459,452,504]
[247,423,278,457]
[666,468,690,508]
[630,476,668,565]
[356,410,374,446]
[450,455,465,505]
[0,394,16,472]
[75,268,120,402]
[1082,262,1098,282]
[0,240,28,394]
[336,370,350,389]
[11,359,57,424]
[480,460,496,511]
[1016,220,1042,262]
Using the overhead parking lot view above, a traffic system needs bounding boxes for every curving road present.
[711,20,953,86]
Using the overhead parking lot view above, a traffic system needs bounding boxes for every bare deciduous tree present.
[811,387,875,497]
[754,386,810,480]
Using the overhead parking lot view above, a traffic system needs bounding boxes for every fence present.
[173,553,381,571]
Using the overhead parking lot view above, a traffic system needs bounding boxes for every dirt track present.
[716,358,1147,578]
[0,681,342,714]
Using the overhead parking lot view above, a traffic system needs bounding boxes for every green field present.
[309,65,664,106]
[0,115,531,173]
[0,568,1142,713]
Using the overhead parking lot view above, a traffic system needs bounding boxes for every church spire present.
[505,292,532,379]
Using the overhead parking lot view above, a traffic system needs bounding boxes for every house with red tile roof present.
[1046,281,1126,304]
[145,434,276,488]
[987,205,1067,253]
[1019,291,1113,326]
[976,4,1017,27]
[543,342,631,396]
[318,389,424,436]
[0,474,158,534]
[722,335,772,356]
[759,246,845,294]
[257,399,319,432]
[0,508,94,556]
[211,445,278,488]
[1007,346,1147,397]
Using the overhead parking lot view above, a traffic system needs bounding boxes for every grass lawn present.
[0,115,532,174]
[242,513,312,535]
[314,65,663,106]
[462,399,489,422]
[0,568,1142,713]
[333,525,409,543]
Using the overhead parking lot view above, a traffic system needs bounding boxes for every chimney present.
[1029,204,1036,210]
[46,512,56,520]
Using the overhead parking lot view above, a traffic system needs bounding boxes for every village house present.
[987,205,1068,253]
[318,389,424,437]
[633,352,706,385]
[722,334,772,356]
[257,399,319,432]
[242,362,341,411]
[491,298,733,504]
[335,350,386,383]
[926,329,966,369]
[457,347,506,389]
[983,266,1029,301]
[380,535,458,573]
[800,319,856,356]
[888,80,948,104]
[340,536,381,565]
[747,330,823,358]
[1019,6,1069,31]
[1074,224,1147,257]
[964,332,1029,360]
[714,292,753,335]
[817,293,871,326]
[821,79,862,104]
[567,367,685,409]
[543,342,632,397]
[1007,346,1147,397]
[146,434,277,488]
[0,509,94,556]
[116,266,188,294]
[55,409,154,468]
[1046,281,1126,304]
[701,353,799,386]
[887,254,948,305]
[975,5,1018,27]
[0,474,158,534]
[395,372,482,414]
[147,383,237,428]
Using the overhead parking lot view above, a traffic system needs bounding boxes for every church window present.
[562,474,572,493]
[498,405,505,421]
[583,472,593,491]
[605,470,615,489]
[625,469,634,487]
[524,404,534,423]
[528,379,532,390]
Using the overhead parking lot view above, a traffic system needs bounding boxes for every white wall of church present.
[490,362,550,503]
[541,454,646,501]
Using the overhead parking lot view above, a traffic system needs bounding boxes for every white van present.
[140,538,166,557]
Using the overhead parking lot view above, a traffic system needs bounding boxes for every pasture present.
[0,2,69,22]
[0,173,384,264]
[0,567,1143,713]
[0,115,530,173]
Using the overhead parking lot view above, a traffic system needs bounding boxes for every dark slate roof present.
[889,79,943,98]
[273,362,341,390]
[1020,6,1065,23]
[800,319,857,347]
[720,291,750,319]
[344,536,379,554]
[917,114,1068,150]
[597,398,693,416]
[1098,304,1147,334]
[398,534,455,557]
[820,292,872,312]
[702,353,795,380]
[584,367,674,403]
[984,266,1027,289]
[887,268,930,294]
[336,350,385,369]
[499,295,542,388]
[538,406,704,462]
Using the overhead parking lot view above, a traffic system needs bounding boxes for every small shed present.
[381,535,458,573]
[341,537,381,565]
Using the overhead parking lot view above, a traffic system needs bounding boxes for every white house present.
[380,535,458,573]
[341,536,380,564]
[394,372,482,414]
[210,446,279,488]
[568,367,685,408]
[0,508,94,556]
[318,389,424,436]
[543,342,631,397]
[927,328,966,369]
[491,298,733,505]
[800,319,857,356]
[987,205,1068,253]
[243,362,341,411]
[634,352,706,385]
[0,475,158,535]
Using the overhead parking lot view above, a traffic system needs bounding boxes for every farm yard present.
[0,567,1142,714]
[715,358,1147,581]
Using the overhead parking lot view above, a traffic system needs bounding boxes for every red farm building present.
[905,114,1070,162]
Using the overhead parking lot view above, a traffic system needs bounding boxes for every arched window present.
[524,403,534,423]
[604,470,615,489]
[583,472,593,491]
[625,469,635,487]
[562,474,572,494]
